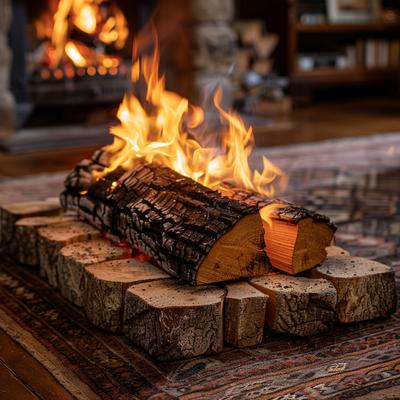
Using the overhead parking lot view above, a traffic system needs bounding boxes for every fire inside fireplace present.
[3,0,146,144]
[32,0,128,82]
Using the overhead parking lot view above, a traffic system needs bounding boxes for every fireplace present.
[0,0,242,152]
[1,0,155,151]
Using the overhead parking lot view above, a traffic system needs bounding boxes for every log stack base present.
[0,202,398,360]
[224,282,267,347]
[311,256,397,323]
[84,259,170,332]
[124,280,225,360]
[38,221,101,286]
[0,199,62,254]
[57,239,132,306]
[15,214,77,266]
[251,274,338,336]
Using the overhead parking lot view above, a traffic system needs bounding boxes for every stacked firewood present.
[0,155,397,360]
[232,20,291,117]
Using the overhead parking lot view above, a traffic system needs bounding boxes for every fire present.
[98,48,287,202]
[65,42,87,67]
[259,203,287,228]
[37,0,128,69]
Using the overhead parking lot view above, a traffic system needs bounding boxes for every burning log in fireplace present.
[61,151,336,284]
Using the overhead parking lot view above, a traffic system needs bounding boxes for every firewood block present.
[38,221,100,285]
[224,281,267,347]
[260,203,336,275]
[311,256,397,323]
[0,199,62,253]
[15,214,77,267]
[124,279,225,360]
[84,259,169,332]
[250,274,337,336]
[58,239,131,306]
[326,246,349,257]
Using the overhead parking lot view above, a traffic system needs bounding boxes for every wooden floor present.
[255,96,400,146]
[0,97,400,178]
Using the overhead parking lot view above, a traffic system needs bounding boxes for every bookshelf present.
[237,0,400,101]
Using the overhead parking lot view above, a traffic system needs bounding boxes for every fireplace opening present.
[3,0,155,152]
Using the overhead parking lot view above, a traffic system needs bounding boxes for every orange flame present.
[65,41,87,67]
[259,203,287,228]
[97,49,287,203]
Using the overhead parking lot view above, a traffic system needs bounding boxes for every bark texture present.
[62,162,269,285]
[311,256,397,323]
[38,221,100,286]
[124,279,225,360]
[84,259,169,332]
[15,214,76,266]
[251,274,337,336]
[224,281,267,347]
[58,239,131,306]
[0,200,62,254]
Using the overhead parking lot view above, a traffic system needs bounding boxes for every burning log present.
[61,157,336,283]
[62,163,271,285]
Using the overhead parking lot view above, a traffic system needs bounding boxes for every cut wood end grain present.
[38,221,100,244]
[84,259,169,332]
[311,256,397,323]
[0,199,61,217]
[85,258,169,284]
[60,238,131,266]
[326,246,350,257]
[263,213,335,275]
[58,239,132,306]
[15,214,78,267]
[38,220,101,285]
[195,213,270,285]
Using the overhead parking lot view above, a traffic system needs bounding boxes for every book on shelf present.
[297,38,400,72]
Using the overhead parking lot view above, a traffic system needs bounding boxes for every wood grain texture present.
[326,246,350,257]
[15,214,77,266]
[0,330,75,400]
[38,221,100,286]
[311,256,397,323]
[57,239,131,306]
[84,259,169,332]
[62,162,270,285]
[124,279,225,360]
[224,281,267,347]
[0,200,62,254]
[251,274,337,336]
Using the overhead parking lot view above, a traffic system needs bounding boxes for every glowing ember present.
[97,47,287,204]
[65,41,87,67]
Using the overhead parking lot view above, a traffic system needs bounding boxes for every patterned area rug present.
[1,134,400,399]
[0,255,399,400]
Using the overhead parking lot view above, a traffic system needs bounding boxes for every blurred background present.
[0,0,400,176]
